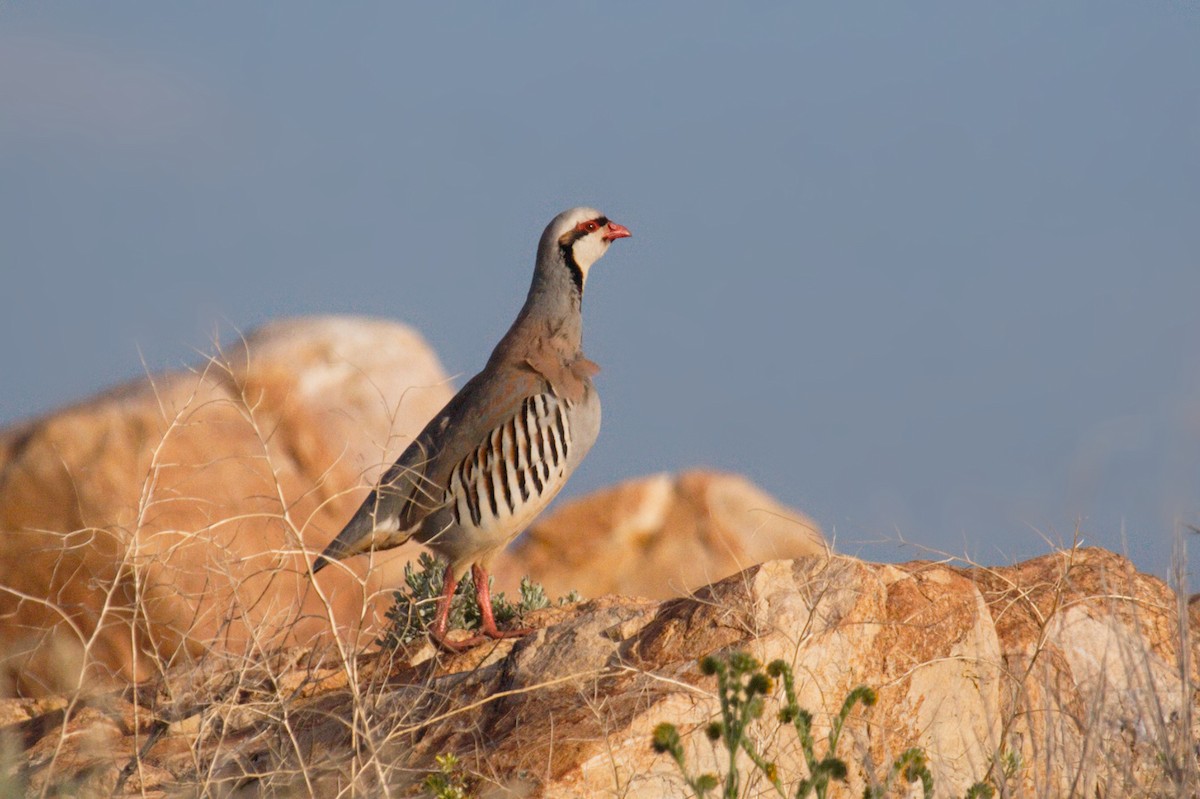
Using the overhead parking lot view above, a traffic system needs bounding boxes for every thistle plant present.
[653,651,995,799]
[654,651,777,798]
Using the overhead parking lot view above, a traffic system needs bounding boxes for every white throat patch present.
[570,233,608,287]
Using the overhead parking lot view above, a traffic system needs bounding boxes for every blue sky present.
[2,3,1198,578]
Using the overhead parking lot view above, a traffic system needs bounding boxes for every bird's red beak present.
[602,222,631,242]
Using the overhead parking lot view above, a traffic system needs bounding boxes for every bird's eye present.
[585,221,598,232]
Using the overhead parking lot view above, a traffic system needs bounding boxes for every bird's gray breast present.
[439,389,599,545]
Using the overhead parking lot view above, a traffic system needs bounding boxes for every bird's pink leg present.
[472,564,533,640]
[428,563,533,653]
[429,565,473,653]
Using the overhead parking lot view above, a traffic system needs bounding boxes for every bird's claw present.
[429,624,533,654]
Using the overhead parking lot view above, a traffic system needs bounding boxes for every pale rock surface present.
[7,548,1196,798]
[494,470,827,599]
[0,317,453,694]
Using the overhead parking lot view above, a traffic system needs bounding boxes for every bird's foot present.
[429,629,486,654]
[480,623,533,640]
[428,625,532,653]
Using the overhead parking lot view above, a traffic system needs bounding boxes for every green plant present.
[377,553,581,649]
[653,651,774,798]
[652,651,995,799]
[997,747,1022,784]
[863,748,932,799]
[422,753,469,798]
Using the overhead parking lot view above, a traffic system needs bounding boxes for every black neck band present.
[561,244,585,297]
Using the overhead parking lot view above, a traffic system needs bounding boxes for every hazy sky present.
[2,3,1197,578]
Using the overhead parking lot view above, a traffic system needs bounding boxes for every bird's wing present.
[312,363,550,569]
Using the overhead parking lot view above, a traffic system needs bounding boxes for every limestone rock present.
[6,548,1195,798]
[0,316,453,694]
[494,470,827,599]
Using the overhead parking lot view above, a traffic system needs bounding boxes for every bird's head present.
[540,206,631,291]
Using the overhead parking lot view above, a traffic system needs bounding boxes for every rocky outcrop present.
[494,470,826,599]
[5,548,1196,798]
[0,317,454,694]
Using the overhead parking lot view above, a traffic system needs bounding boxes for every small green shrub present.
[422,753,469,799]
[652,651,995,799]
[377,553,581,649]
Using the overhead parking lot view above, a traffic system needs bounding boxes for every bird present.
[312,206,630,652]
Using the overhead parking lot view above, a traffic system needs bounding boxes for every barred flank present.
[449,394,574,527]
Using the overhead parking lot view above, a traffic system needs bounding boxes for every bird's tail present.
[310,501,379,575]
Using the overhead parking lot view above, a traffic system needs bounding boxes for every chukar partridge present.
[312,207,630,651]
